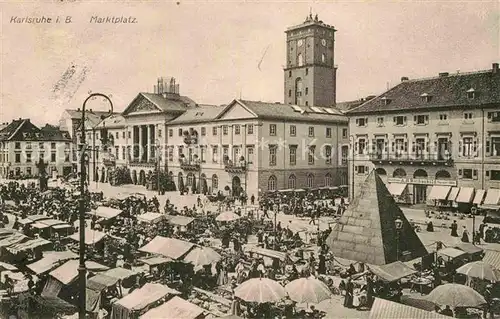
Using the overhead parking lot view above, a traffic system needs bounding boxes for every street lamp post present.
[471,207,477,245]
[155,138,161,196]
[78,93,113,319]
[395,217,403,261]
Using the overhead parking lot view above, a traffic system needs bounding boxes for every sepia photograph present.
[0,0,499,318]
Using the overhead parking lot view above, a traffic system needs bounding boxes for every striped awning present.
[484,189,500,206]
[369,297,449,319]
[473,189,486,205]
[483,250,500,271]
[427,186,451,200]
[446,187,460,201]
[387,183,408,196]
[456,187,475,203]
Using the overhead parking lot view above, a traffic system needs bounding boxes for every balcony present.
[102,159,116,166]
[180,161,200,171]
[183,129,199,145]
[369,152,454,166]
[224,158,247,173]
[129,159,157,167]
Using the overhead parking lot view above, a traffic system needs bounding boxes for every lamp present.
[395,217,403,230]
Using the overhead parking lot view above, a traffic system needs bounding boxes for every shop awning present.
[50,260,109,285]
[140,296,205,319]
[367,261,417,283]
[483,189,500,205]
[140,256,172,266]
[387,183,408,196]
[454,243,484,255]
[427,186,451,200]
[165,215,195,226]
[483,250,500,270]
[86,206,123,220]
[0,233,27,248]
[139,236,195,260]
[437,247,467,259]
[114,283,180,312]
[137,213,165,224]
[27,251,78,274]
[370,297,449,319]
[244,246,288,261]
[69,228,107,245]
[473,189,486,205]
[456,187,475,203]
[446,187,460,201]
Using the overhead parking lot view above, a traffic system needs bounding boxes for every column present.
[147,125,152,162]
[150,124,155,160]
[139,125,143,162]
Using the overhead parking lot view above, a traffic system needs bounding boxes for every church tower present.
[284,14,337,107]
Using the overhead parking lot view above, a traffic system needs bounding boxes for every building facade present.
[347,63,500,205]
[0,119,72,179]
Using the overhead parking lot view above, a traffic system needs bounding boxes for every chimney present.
[439,72,449,77]
[492,63,499,74]
[401,76,409,82]
[77,108,81,112]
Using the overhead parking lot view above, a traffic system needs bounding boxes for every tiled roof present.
[336,97,375,112]
[0,119,25,141]
[168,106,225,125]
[95,114,126,129]
[141,93,195,112]
[326,171,428,265]
[370,298,449,319]
[0,119,71,142]
[65,109,111,119]
[235,100,347,123]
[349,67,500,115]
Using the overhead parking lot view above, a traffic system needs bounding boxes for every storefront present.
[386,177,457,205]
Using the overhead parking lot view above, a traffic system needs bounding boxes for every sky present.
[1,0,499,126]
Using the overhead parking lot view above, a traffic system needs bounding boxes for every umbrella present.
[285,277,332,304]
[216,211,241,222]
[234,278,286,303]
[425,283,486,308]
[456,261,500,282]
[184,246,221,268]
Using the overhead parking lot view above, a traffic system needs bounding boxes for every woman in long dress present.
[450,221,459,237]
[461,226,470,243]
[217,261,229,286]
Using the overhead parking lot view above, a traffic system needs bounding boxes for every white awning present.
[484,189,500,206]
[456,187,475,203]
[473,189,486,205]
[446,187,460,201]
[387,183,408,196]
[428,186,451,200]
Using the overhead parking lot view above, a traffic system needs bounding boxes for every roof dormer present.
[381,97,391,105]
[466,88,476,99]
[420,93,432,103]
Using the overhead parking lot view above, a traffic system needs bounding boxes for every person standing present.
[461,226,470,243]
[344,278,354,308]
[450,220,459,237]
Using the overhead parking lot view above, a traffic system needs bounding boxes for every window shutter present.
[458,169,463,177]
[404,141,408,152]
[473,169,478,179]
[411,141,416,153]
[391,141,395,154]
[371,139,376,154]
[365,118,368,126]
[487,112,492,121]
[365,166,369,174]
[473,140,478,157]
[354,142,359,154]
[356,119,359,125]
[403,116,407,124]
[413,115,417,123]
[393,117,397,124]
[425,115,429,124]
[354,166,358,173]
[486,139,491,155]
[384,141,388,153]
[458,140,463,157]
[486,170,490,179]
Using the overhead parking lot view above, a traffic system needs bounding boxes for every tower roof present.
[326,171,427,265]
[286,13,336,32]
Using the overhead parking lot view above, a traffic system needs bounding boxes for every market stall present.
[139,236,195,260]
[138,213,165,224]
[139,296,206,319]
[26,250,78,275]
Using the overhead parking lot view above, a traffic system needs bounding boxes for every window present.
[178,128,183,136]
[212,127,217,136]
[178,146,184,157]
[15,142,20,149]
[341,146,348,165]
[459,168,477,180]
[168,147,173,162]
[356,118,367,127]
[212,174,218,191]
[325,173,332,187]
[288,175,296,189]
[39,152,44,161]
[414,115,429,125]
[223,125,228,135]
[128,131,131,138]
[51,143,56,149]
[212,146,218,163]
[289,146,297,165]
[489,137,500,156]
[290,125,296,136]
[356,165,367,175]
[26,152,32,163]
[269,124,277,136]
[464,112,473,120]
[305,68,309,76]
[490,170,500,181]
[357,138,366,155]
[393,116,407,126]
[377,117,384,126]
[297,54,303,67]
[122,146,126,160]
[234,125,240,135]
[122,131,126,139]
[288,90,292,97]
[39,142,44,149]
[115,132,119,139]
[269,146,277,166]
[325,145,332,164]
[439,114,448,121]
[307,174,314,188]
[308,146,316,164]
[168,129,173,137]
[467,90,476,99]
[487,112,500,123]
[51,152,56,162]
[247,146,254,164]
[201,127,206,136]
[268,175,277,191]
[26,142,31,149]
[321,53,326,63]
[247,124,254,134]
[326,127,332,138]
[115,146,119,159]
[342,128,348,139]
[308,127,314,137]
[223,146,229,160]
[305,87,309,95]
[288,71,292,78]
[200,147,206,162]
[461,137,475,157]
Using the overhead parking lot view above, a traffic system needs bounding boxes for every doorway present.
[232,176,241,197]
[376,139,384,159]
[414,185,427,204]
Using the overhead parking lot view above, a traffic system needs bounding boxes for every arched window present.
[325,173,332,187]
[307,174,315,188]
[393,168,407,178]
[297,53,303,67]
[288,175,296,189]
[375,168,387,176]
[413,169,428,178]
[340,172,348,186]
[212,174,218,191]
[321,53,326,63]
[435,170,451,179]
[295,78,303,105]
[324,145,332,164]
[187,173,194,186]
[268,175,277,191]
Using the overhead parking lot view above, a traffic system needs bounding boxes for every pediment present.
[123,94,161,115]
[216,100,257,120]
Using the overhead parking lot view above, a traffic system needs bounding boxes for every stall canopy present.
[87,206,123,220]
[455,187,475,204]
[244,246,288,261]
[165,215,195,227]
[483,250,500,270]
[140,296,205,319]
[139,236,195,260]
[27,250,78,274]
[6,238,51,254]
[137,213,165,224]
[140,256,172,266]
[113,283,180,313]
[28,215,51,222]
[102,267,137,281]
[473,189,486,205]
[483,189,500,206]
[437,247,467,259]
[454,243,484,256]
[0,233,27,248]
[32,219,68,230]
[427,186,451,201]
[367,261,417,282]
[446,187,460,201]
[387,183,408,196]
[87,268,136,292]
[69,228,107,245]
[369,297,449,319]
[49,259,109,285]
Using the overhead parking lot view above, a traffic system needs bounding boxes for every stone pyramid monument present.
[326,170,428,265]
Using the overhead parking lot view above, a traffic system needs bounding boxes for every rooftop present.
[0,119,71,142]
[168,106,225,125]
[348,63,500,115]
[286,13,336,32]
